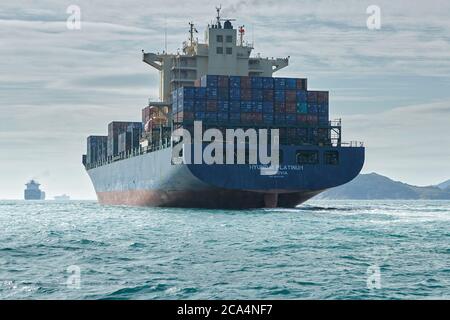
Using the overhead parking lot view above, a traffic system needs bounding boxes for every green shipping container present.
[296,102,308,114]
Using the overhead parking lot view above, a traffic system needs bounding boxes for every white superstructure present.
[142,7,289,103]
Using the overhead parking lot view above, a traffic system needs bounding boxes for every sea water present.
[0,200,449,299]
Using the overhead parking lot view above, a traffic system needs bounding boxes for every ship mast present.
[188,22,197,47]
[239,25,245,46]
[216,5,222,28]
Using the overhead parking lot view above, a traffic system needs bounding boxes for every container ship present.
[83,9,365,209]
[54,194,70,201]
[24,180,45,200]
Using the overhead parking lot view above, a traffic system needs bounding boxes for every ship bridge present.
[142,7,289,103]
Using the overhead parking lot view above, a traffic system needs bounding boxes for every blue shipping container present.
[318,103,329,114]
[218,87,229,100]
[274,114,286,124]
[230,88,241,101]
[178,99,194,112]
[229,101,241,113]
[263,114,274,124]
[274,90,286,103]
[285,78,297,90]
[262,77,274,89]
[194,100,206,111]
[218,100,229,112]
[286,114,297,124]
[318,115,329,125]
[195,87,207,99]
[253,101,263,113]
[205,112,217,122]
[195,112,206,120]
[229,113,241,124]
[251,89,263,101]
[207,87,218,100]
[251,77,263,89]
[263,102,274,113]
[229,76,241,89]
[240,101,253,113]
[171,90,178,103]
[201,75,218,88]
[178,87,195,99]
[308,103,318,114]
[274,78,286,90]
[217,112,229,123]
[296,90,307,102]
[172,102,178,114]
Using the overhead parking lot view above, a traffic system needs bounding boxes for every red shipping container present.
[307,115,318,125]
[218,75,229,88]
[307,91,318,103]
[286,102,296,114]
[206,100,218,112]
[241,89,252,101]
[252,113,263,123]
[285,90,297,103]
[297,115,308,125]
[296,79,307,90]
[177,111,194,122]
[263,89,274,101]
[241,113,252,124]
[317,91,329,104]
[240,76,251,88]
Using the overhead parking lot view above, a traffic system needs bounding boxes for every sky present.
[0,0,449,199]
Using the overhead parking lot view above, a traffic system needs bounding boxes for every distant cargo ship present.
[24,180,45,200]
[83,8,365,209]
[54,194,70,201]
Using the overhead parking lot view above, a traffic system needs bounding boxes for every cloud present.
[344,100,450,186]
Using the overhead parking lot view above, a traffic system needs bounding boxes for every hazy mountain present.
[317,173,450,200]
[437,179,450,190]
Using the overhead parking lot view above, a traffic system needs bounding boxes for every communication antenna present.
[188,22,198,47]
[252,24,254,48]
[238,25,245,46]
[216,5,222,28]
[164,17,168,53]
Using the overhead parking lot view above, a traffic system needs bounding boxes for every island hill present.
[316,173,450,200]
[438,179,450,190]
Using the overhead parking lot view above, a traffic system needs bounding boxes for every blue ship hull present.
[87,145,364,209]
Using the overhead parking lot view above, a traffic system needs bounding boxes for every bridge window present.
[296,151,319,165]
[226,47,233,55]
[226,35,233,43]
[217,35,223,42]
[325,151,339,165]
[216,47,223,54]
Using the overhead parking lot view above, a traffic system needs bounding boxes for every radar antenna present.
[216,5,222,28]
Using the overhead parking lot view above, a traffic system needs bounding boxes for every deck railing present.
[341,141,365,148]
[84,121,364,170]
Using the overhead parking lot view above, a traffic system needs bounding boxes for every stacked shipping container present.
[86,136,107,165]
[172,75,330,145]
[107,122,143,158]
[87,75,332,166]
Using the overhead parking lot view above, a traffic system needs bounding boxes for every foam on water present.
[0,200,449,299]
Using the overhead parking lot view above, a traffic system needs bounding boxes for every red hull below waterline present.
[96,189,323,209]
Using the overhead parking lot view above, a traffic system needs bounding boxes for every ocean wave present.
[0,200,449,300]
